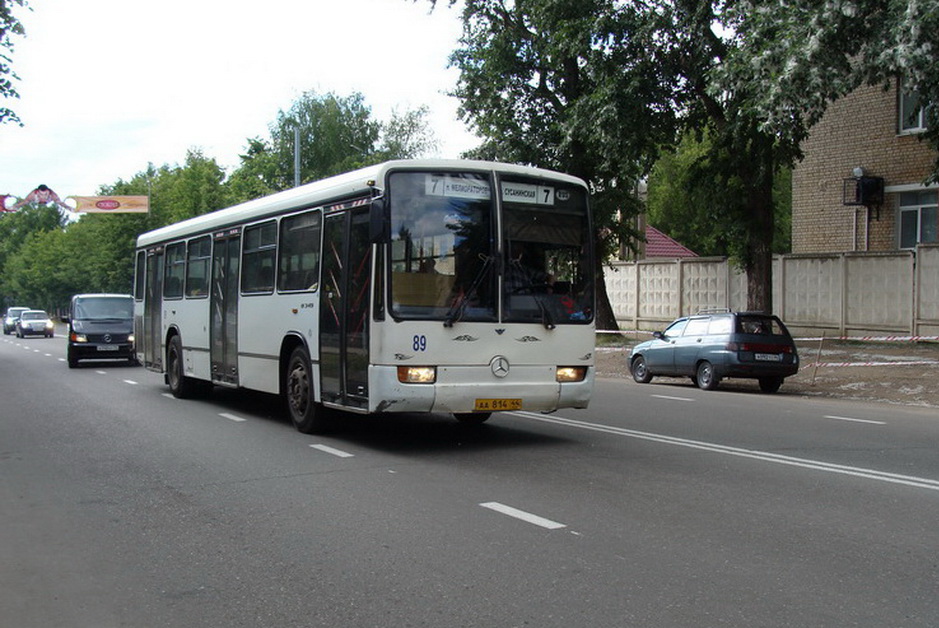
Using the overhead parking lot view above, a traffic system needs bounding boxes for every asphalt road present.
[2,332,938,627]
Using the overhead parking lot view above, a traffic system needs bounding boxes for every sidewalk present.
[596,338,939,408]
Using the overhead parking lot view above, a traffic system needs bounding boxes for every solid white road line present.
[479,502,567,530]
[219,412,247,422]
[651,394,695,402]
[823,415,887,425]
[309,444,355,458]
[507,411,939,492]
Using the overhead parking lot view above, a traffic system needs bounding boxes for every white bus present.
[134,159,596,433]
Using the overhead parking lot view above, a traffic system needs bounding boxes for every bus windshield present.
[501,177,593,325]
[387,170,593,325]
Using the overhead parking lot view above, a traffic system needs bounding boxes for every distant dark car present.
[628,310,800,393]
[15,309,55,338]
[64,293,136,368]
[3,306,30,335]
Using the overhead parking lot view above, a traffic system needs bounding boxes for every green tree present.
[0,204,67,306]
[1,0,27,125]
[721,0,939,178]
[377,105,439,160]
[226,137,279,204]
[647,131,792,257]
[270,90,381,189]
[231,91,439,201]
[438,0,875,314]
[447,0,671,329]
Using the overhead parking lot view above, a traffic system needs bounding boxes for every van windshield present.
[75,297,133,320]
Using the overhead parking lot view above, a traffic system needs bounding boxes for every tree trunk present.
[595,262,619,331]
[745,150,776,314]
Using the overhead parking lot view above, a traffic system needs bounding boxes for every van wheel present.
[286,345,325,434]
[167,335,198,398]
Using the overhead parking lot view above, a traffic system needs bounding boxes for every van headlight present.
[71,332,88,343]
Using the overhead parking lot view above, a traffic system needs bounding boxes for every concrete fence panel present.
[844,252,914,331]
[916,244,939,335]
[604,246,939,336]
[781,255,843,328]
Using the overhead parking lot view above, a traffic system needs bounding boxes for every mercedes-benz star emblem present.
[103,334,112,343]
[490,355,510,378]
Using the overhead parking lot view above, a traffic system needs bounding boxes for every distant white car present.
[15,309,55,338]
[3,306,30,334]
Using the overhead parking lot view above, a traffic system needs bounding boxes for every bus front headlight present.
[397,366,436,384]
[556,366,587,383]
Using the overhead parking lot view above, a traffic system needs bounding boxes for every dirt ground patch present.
[597,336,939,408]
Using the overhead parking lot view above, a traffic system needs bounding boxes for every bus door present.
[144,247,163,369]
[211,229,240,386]
[320,208,371,409]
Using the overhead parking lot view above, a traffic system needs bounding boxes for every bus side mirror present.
[369,197,390,243]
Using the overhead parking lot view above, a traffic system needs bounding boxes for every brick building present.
[792,80,937,253]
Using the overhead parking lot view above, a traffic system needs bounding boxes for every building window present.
[899,86,928,134]
[898,190,938,249]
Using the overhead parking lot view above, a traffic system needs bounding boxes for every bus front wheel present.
[454,412,491,425]
[286,346,324,434]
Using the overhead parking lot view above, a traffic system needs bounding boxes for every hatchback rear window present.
[737,315,787,335]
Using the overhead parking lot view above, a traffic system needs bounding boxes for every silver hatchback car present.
[628,310,800,393]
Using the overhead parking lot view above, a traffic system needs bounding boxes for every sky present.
[0,0,479,203]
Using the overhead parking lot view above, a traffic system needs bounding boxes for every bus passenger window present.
[242,221,277,294]
[278,211,322,292]
[185,236,211,297]
[163,243,186,299]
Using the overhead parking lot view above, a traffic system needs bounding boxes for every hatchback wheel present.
[631,355,653,384]
[696,361,720,390]
[759,376,783,393]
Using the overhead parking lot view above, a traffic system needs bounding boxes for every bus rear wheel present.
[286,345,325,434]
[167,335,199,399]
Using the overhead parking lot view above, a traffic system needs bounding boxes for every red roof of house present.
[645,225,697,258]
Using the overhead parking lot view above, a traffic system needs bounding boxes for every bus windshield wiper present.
[444,254,492,328]
[507,259,556,330]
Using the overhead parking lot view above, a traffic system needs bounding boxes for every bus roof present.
[136,159,587,249]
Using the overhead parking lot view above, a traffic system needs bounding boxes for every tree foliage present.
[231,91,438,202]
[720,0,939,178]
[0,0,27,125]
[435,0,935,314]
[449,0,675,328]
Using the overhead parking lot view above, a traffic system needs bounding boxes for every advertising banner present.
[69,195,149,213]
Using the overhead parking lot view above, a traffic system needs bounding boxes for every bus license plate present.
[755,353,782,362]
[97,345,119,352]
[474,398,522,411]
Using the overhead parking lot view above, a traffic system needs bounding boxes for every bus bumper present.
[368,365,593,415]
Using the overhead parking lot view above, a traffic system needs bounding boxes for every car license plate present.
[755,353,782,362]
[97,345,120,352]
[474,398,522,411]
